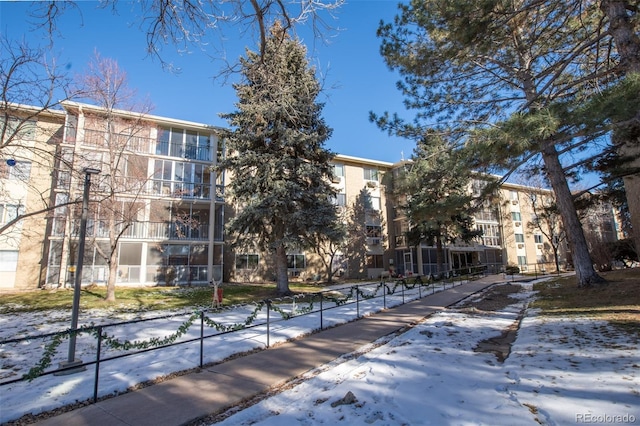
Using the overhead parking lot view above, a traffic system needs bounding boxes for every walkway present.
[34,274,508,426]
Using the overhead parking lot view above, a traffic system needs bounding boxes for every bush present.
[505,265,520,275]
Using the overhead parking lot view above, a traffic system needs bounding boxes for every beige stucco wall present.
[0,111,63,290]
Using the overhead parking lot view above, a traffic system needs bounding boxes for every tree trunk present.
[541,144,605,287]
[105,253,118,302]
[600,0,640,256]
[435,235,445,277]
[274,245,291,295]
[105,217,118,302]
[326,252,335,284]
[552,245,561,274]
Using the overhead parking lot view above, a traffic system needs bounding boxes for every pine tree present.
[219,22,339,295]
[374,0,616,287]
[395,134,480,276]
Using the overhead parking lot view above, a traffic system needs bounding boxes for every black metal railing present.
[0,268,488,422]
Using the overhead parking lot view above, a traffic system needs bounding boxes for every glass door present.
[403,251,413,275]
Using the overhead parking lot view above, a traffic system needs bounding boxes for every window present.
[156,128,170,156]
[157,127,211,161]
[235,254,259,270]
[0,250,18,272]
[153,160,211,198]
[366,254,384,268]
[333,163,344,178]
[119,243,142,265]
[515,233,525,243]
[0,161,31,180]
[517,256,527,266]
[1,117,36,141]
[170,129,184,157]
[510,190,518,201]
[534,234,543,244]
[184,130,211,161]
[331,193,346,207]
[363,168,379,181]
[364,195,381,211]
[476,207,498,222]
[471,179,486,196]
[511,212,521,221]
[287,254,306,269]
[0,204,22,224]
[477,223,501,246]
[366,225,382,238]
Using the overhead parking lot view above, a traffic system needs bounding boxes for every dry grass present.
[0,282,327,314]
[531,268,640,337]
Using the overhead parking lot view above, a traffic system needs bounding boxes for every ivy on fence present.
[21,278,439,382]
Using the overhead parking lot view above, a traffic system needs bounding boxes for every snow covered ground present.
[1,278,639,425]
[0,280,447,423]
[213,281,640,426]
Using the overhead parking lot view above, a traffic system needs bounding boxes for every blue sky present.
[1,0,417,163]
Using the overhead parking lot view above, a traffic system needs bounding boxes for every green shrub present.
[505,264,520,275]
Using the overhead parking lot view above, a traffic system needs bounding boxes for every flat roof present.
[334,154,394,168]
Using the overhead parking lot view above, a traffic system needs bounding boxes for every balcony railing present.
[148,179,212,200]
[71,129,214,163]
[68,177,217,201]
[81,129,155,154]
[65,220,211,241]
[154,142,212,162]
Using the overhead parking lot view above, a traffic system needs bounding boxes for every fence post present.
[319,293,323,330]
[266,300,271,348]
[402,282,405,304]
[199,311,204,368]
[356,285,360,318]
[93,326,103,404]
[383,284,387,309]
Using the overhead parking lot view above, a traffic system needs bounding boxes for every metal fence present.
[0,268,486,420]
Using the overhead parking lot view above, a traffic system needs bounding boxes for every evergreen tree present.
[597,0,640,255]
[374,0,621,287]
[395,134,480,276]
[219,22,339,295]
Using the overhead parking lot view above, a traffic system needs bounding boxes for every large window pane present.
[185,130,198,159]
[190,244,208,265]
[156,128,169,155]
[198,134,211,161]
[119,242,142,265]
[0,250,18,272]
[364,168,379,181]
[170,129,184,157]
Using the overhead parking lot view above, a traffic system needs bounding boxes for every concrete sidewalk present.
[34,275,508,426]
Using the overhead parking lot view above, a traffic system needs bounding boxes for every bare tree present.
[519,175,567,274]
[28,0,344,72]
[340,189,387,279]
[0,37,79,237]
[71,52,154,301]
[308,205,347,284]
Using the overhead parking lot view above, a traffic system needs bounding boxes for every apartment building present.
[388,171,564,278]
[0,105,65,290]
[39,101,226,289]
[2,102,624,290]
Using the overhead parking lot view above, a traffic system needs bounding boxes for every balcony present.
[79,128,155,154]
[149,179,212,200]
[67,220,211,241]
